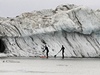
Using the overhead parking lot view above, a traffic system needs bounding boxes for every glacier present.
[0,4,100,57]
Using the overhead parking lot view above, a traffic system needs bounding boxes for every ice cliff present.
[0,4,100,57]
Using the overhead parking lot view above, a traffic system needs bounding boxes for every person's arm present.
[43,49,45,52]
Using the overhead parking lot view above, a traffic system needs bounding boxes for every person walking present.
[43,45,49,58]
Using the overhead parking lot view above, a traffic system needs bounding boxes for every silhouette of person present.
[43,45,49,58]
[60,45,65,59]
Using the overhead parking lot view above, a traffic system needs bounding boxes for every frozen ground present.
[0,57,100,75]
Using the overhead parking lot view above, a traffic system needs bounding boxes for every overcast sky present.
[0,0,99,17]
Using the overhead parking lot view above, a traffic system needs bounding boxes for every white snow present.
[0,53,7,57]
[0,58,100,75]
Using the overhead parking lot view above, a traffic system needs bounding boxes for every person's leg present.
[62,52,64,59]
[46,52,48,58]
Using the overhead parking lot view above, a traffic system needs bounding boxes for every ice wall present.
[0,4,100,57]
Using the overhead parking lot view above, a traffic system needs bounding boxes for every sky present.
[0,0,100,17]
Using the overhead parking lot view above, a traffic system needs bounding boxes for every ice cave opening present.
[0,39,6,53]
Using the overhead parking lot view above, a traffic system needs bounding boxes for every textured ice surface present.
[0,4,100,57]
